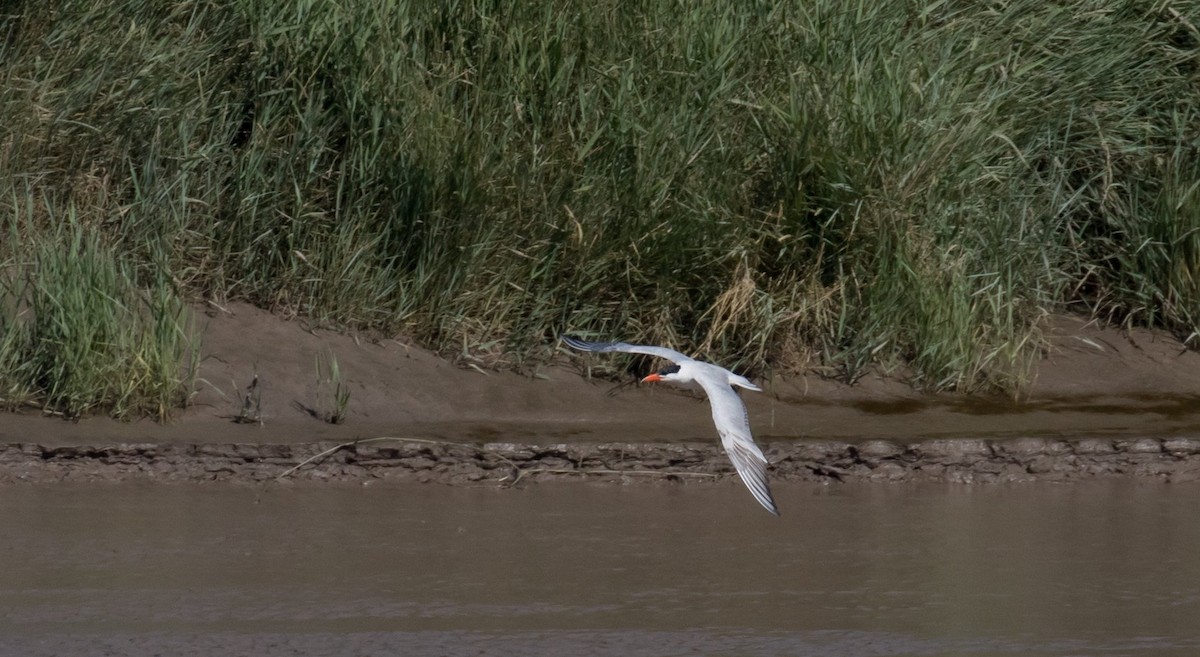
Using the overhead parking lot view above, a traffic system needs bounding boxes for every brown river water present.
[1,480,1198,657]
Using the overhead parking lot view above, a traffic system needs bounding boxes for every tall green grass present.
[0,206,196,419]
[2,0,1199,414]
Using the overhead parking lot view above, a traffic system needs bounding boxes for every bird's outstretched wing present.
[561,335,692,365]
[563,334,778,515]
[695,373,779,516]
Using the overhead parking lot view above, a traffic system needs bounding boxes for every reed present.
[314,349,350,425]
[0,209,196,419]
[2,0,1198,416]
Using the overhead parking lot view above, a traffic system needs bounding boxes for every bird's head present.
[641,364,685,385]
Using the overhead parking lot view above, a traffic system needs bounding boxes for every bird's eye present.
[660,365,681,376]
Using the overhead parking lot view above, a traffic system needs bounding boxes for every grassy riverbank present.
[2,0,1199,417]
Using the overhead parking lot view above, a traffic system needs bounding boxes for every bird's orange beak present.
[641,373,663,383]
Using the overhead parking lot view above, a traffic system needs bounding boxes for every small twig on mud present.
[803,461,850,480]
[206,299,232,315]
[277,436,451,479]
[275,436,523,481]
[276,441,353,479]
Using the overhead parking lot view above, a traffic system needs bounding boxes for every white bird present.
[561,335,779,516]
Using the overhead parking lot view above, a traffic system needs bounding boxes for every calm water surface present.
[1,480,1198,656]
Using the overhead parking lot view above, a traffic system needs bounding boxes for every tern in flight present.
[561,335,779,516]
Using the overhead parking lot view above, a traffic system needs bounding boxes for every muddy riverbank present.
[3,304,1200,487]
[3,435,1199,486]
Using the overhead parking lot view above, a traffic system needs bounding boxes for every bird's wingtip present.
[560,335,585,349]
[756,493,781,516]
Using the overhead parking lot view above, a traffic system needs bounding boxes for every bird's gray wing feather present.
[561,335,692,364]
[695,371,779,516]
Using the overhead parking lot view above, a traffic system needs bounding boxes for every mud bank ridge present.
[5,306,1200,488]
[2,436,1199,486]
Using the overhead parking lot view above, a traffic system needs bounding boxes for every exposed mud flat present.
[3,435,1199,486]
[4,304,1200,489]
